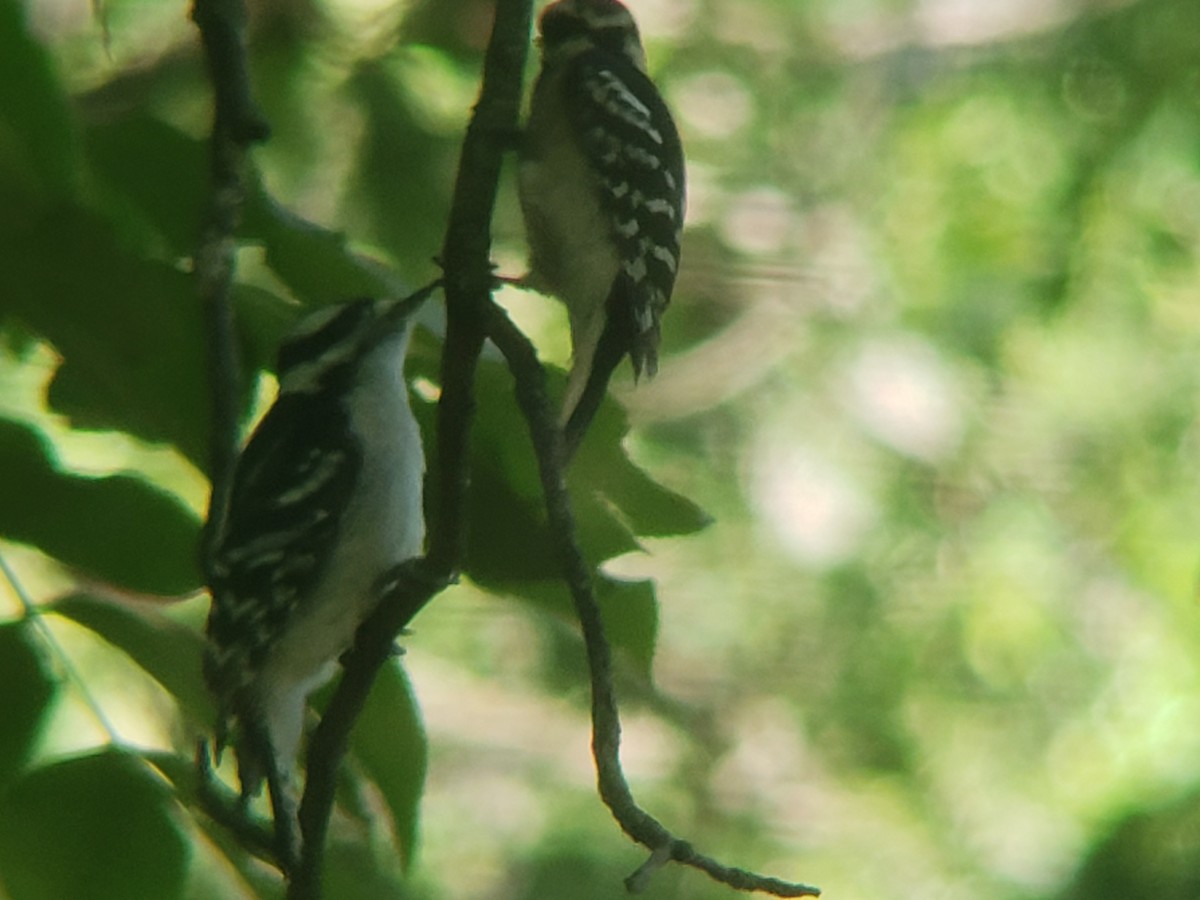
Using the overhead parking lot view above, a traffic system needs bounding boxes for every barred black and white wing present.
[565,51,685,380]
[518,0,686,455]
[202,296,425,804]
[556,50,685,450]
[204,391,361,749]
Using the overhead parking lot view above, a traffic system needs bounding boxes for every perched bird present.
[203,297,425,856]
[519,0,686,455]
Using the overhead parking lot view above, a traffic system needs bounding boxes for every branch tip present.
[624,843,675,894]
[485,302,821,897]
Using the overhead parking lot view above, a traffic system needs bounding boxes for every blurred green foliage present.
[2,0,1200,898]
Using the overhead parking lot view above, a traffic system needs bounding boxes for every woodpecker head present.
[537,0,647,72]
[275,299,412,395]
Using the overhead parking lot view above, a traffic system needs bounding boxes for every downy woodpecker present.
[519,0,686,455]
[204,297,425,825]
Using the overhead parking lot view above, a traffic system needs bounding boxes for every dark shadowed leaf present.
[85,112,400,313]
[349,660,428,869]
[570,427,711,539]
[516,575,659,681]
[0,1,79,206]
[242,192,396,305]
[344,58,456,277]
[417,350,645,583]
[324,838,418,899]
[1060,790,1200,900]
[0,207,213,466]
[142,750,284,899]
[0,418,200,595]
[84,114,207,257]
[404,334,675,670]
[0,623,58,791]
[595,576,658,679]
[0,749,188,900]
[234,281,306,375]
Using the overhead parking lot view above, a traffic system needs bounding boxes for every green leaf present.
[517,575,659,681]
[349,660,427,869]
[445,353,642,583]
[570,436,711,539]
[0,622,59,790]
[81,114,330,376]
[405,338,553,584]
[404,335,679,673]
[233,282,305,375]
[464,449,640,584]
[560,379,709,538]
[0,1,79,207]
[323,839,415,900]
[465,477,557,581]
[0,418,201,595]
[52,593,211,725]
[84,115,207,257]
[595,576,659,679]
[0,749,188,900]
[143,750,283,899]
[85,113,402,306]
[243,190,396,305]
[0,207,214,467]
[344,59,456,278]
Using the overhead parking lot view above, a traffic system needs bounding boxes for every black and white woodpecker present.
[203,297,425,842]
[519,0,686,455]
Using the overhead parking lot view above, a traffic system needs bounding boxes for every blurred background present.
[5,0,1200,897]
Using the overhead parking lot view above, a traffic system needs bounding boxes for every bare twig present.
[194,740,279,865]
[191,0,268,572]
[191,0,270,145]
[191,0,287,870]
[485,304,821,898]
[429,0,534,575]
[288,2,535,896]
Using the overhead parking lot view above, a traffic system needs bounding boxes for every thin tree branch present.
[0,553,121,745]
[290,562,446,900]
[484,304,821,898]
[191,0,285,870]
[194,740,279,865]
[191,0,268,575]
[288,2,534,897]
[191,0,270,145]
[428,0,534,575]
